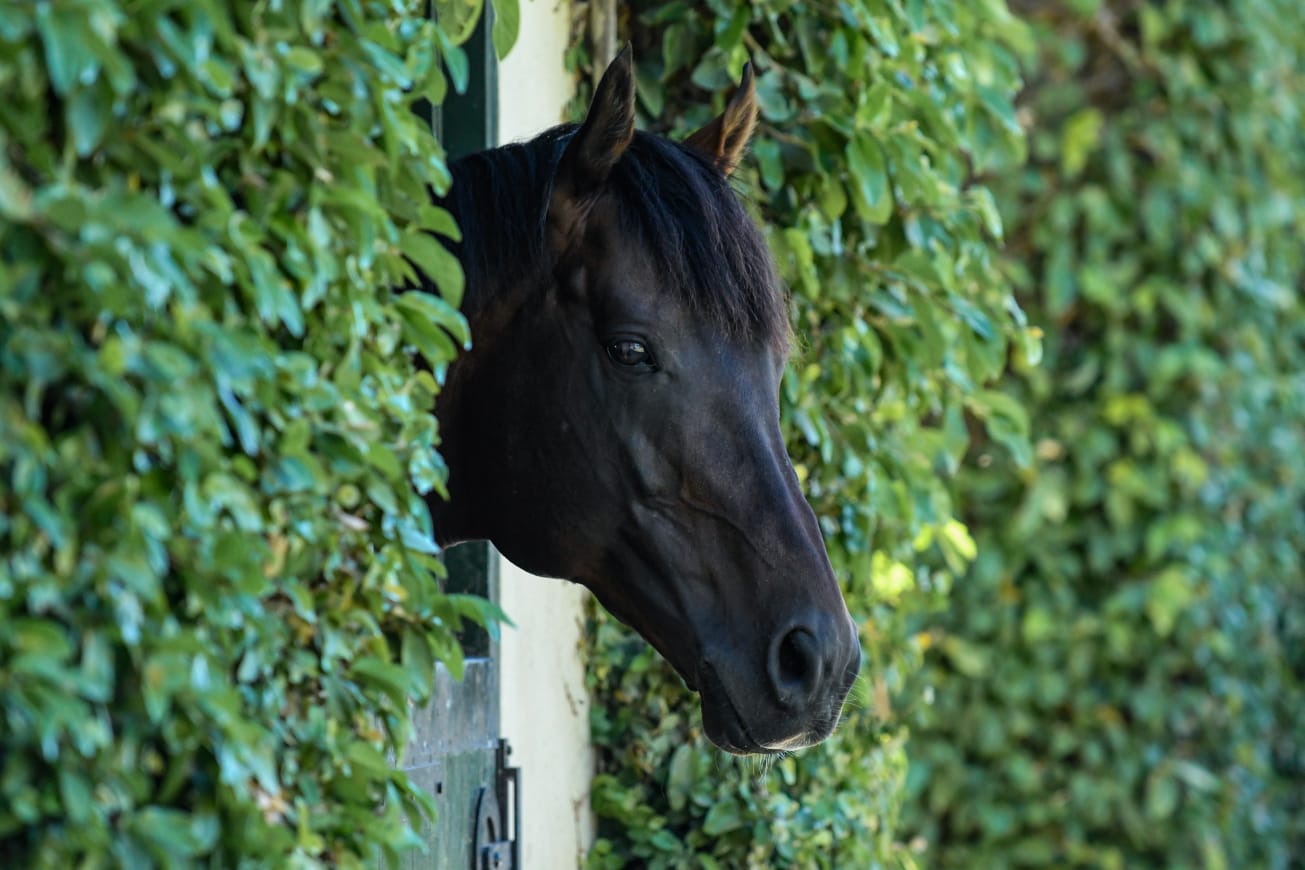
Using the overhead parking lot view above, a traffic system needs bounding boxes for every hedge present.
[901,1,1305,866]
[577,2,1037,867]
[0,1,505,865]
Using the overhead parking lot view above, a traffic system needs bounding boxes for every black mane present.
[441,125,789,352]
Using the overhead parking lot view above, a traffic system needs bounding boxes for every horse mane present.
[441,124,790,353]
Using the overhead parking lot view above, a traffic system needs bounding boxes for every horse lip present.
[759,731,816,752]
[695,658,771,755]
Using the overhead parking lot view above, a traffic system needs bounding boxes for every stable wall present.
[494,4,596,866]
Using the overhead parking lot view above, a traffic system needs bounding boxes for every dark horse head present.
[429,48,860,754]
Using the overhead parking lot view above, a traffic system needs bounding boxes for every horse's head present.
[435,48,860,754]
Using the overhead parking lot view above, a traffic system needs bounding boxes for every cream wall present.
[495,4,595,868]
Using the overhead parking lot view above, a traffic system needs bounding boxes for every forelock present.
[606,132,790,355]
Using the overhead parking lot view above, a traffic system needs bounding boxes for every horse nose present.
[772,618,845,709]
[768,622,827,708]
[768,613,862,710]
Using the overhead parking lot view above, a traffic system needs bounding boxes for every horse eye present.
[606,338,655,368]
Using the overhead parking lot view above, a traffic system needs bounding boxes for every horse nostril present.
[769,626,823,706]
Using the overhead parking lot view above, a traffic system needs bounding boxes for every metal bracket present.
[471,739,519,870]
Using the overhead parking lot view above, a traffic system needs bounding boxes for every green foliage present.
[578,2,1036,866]
[901,1,1305,866]
[0,1,499,864]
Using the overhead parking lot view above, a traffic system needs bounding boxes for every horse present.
[427,47,860,754]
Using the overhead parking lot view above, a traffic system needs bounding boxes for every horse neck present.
[429,147,555,546]
[427,297,502,547]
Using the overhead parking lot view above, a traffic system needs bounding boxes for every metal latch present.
[471,739,519,870]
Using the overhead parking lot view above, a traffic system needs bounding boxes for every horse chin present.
[695,659,815,756]
[699,698,767,756]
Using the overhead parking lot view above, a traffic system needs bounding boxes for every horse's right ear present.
[548,45,636,252]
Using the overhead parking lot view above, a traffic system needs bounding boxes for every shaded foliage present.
[0,1,502,864]
[901,1,1305,866]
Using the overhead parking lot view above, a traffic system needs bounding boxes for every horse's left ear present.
[685,63,758,177]
[549,45,636,252]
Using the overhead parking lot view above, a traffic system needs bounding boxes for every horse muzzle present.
[695,611,861,755]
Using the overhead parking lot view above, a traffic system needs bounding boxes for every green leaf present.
[11,619,73,661]
[1020,607,1056,644]
[446,593,511,638]
[418,204,462,241]
[845,137,893,225]
[346,740,393,777]
[968,186,1004,240]
[35,6,96,97]
[1146,568,1196,637]
[491,0,520,60]
[351,657,413,708]
[753,139,784,191]
[67,86,110,156]
[58,769,93,824]
[690,47,736,91]
[0,154,33,220]
[662,23,694,81]
[702,798,744,835]
[284,46,323,76]
[1145,770,1180,820]
[128,808,220,858]
[436,28,470,93]
[966,389,1032,467]
[395,281,470,350]
[1060,108,1103,178]
[433,631,466,681]
[434,0,483,45]
[665,744,693,811]
[399,229,466,308]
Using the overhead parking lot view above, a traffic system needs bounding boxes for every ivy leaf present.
[491,0,520,59]
[845,137,893,225]
[395,285,470,352]
[665,744,693,811]
[701,799,744,835]
[433,0,483,46]
[35,6,97,97]
[67,86,110,156]
[1060,107,1104,178]
[399,229,466,308]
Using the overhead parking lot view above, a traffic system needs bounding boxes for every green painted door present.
[400,8,516,869]
[400,544,515,870]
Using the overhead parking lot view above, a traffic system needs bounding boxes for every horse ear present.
[685,63,758,177]
[549,45,636,250]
